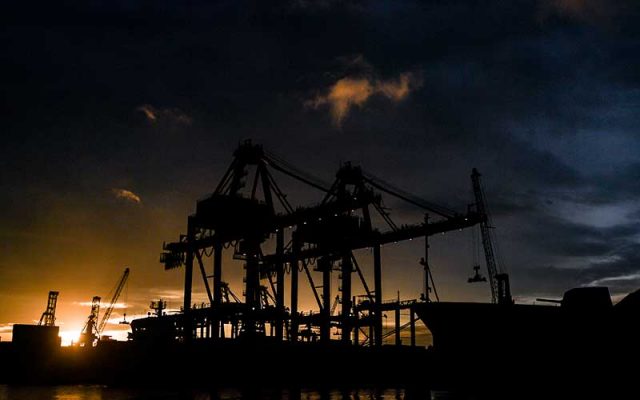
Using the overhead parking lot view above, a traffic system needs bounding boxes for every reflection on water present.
[0,385,466,400]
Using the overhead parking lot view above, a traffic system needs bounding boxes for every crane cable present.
[472,220,480,268]
[263,150,332,193]
[477,181,509,276]
[360,170,458,218]
[122,278,129,324]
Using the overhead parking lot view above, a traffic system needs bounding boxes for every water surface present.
[0,385,464,400]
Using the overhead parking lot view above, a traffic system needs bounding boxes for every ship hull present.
[415,302,563,358]
[413,299,640,394]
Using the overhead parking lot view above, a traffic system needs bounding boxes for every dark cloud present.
[521,242,640,295]
[523,215,639,258]
[538,0,640,26]
[585,163,640,203]
[2,0,640,330]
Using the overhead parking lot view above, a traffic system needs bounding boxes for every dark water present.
[0,385,463,400]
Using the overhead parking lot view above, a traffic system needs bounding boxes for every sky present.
[2,0,640,344]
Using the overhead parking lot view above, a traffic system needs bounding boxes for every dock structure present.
[147,140,485,346]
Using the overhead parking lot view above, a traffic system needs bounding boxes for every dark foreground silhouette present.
[2,287,639,398]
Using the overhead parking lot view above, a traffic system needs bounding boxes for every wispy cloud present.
[152,289,185,300]
[307,77,373,126]
[377,73,415,101]
[136,104,192,125]
[137,104,157,121]
[307,72,421,127]
[586,272,640,287]
[74,301,129,309]
[112,188,142,204]
[0,323,14,333]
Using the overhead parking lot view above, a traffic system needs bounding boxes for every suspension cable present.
[361,170,457,218]
[263,151,331,192]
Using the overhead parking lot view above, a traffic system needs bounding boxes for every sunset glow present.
[58,330,81,347]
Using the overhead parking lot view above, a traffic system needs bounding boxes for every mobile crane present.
[79,268,130,346]
[97,268,130,338]
[470,168,513,305]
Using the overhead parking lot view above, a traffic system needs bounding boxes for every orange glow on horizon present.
[59,329,81,346]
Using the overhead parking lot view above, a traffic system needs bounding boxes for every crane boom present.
[97,268,130,336]
[471,169,512,305]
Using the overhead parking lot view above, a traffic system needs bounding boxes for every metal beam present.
[424,214,430,302]
[195,251,213,304]
[341,253,352,344]
[352,254,373,301]
[275,229,284,341]
[260,162,274,212]
[213,242,222,339]
[184,216,195,343]
[259,213,482,267]
[320,257,331,343]
[244,240,261,335]
[290,233,300,342]
[395,303,401,346]
[373,244,382,347]
[213,243,222,305]
[302,260,323,310]
[410,308,416,347]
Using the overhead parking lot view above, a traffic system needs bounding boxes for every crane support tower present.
[471,168,513,305]
[38,291,59,327]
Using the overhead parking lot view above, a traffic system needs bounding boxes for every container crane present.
[97,268,130,338]
[79,296,101,346]
[158,141,489,346]
[470,168,513,305]
[38,291,59,327]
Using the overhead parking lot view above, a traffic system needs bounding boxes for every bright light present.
[58,327,130,346]
[100,328,130,342]
[59,330,80,346]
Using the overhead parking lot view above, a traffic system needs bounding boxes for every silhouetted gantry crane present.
[156,140,504,346]
[38,291,59,327]
[79,296,100,347]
